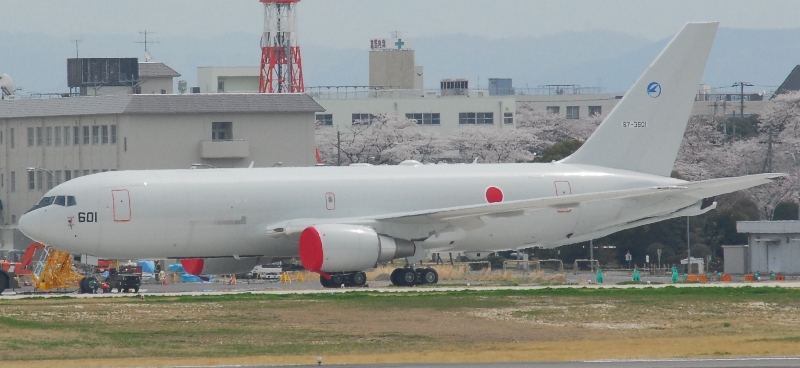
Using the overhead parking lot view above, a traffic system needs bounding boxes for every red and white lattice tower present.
[258,0,304,93]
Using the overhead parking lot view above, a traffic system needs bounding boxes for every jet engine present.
[298,224,415,274]
[180,256,271,276]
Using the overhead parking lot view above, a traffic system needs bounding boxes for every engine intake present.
[298,224,415,274]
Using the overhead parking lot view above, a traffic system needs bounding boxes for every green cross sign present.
[395,39,404,50]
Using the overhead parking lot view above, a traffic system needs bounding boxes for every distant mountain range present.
[1,27,799,96]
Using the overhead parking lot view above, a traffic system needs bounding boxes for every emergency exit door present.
[554,181,572,196]
[112,189,131,222]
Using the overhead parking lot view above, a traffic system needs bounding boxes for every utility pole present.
[336,130,341,166]
[70,39,82,58]
[687,216,691,275]
[732,82,753,118]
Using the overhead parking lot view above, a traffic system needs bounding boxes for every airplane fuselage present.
[20,163,692,259]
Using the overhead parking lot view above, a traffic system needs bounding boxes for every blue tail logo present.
[647,82,662,98]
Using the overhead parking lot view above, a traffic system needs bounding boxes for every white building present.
[197,66,261,93]
[0,93,322,250]
[730,221,800,274]
[138,62,181,94]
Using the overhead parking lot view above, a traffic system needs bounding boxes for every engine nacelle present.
[180,256,271,276]
[299,224,415,274]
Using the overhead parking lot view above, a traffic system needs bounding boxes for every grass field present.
[2,287,800,367]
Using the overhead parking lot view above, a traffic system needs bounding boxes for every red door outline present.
[112,189,131,222]
[554,181,572,196]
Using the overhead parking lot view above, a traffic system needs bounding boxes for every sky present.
[5,0,800,50]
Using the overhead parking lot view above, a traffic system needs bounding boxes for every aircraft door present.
[554,181,572,196]
[112,189,131,222]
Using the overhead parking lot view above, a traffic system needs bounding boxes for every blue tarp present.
[137,260,155,274]
[167,263,212,283]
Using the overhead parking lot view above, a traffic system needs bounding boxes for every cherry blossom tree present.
[315,114,448,165]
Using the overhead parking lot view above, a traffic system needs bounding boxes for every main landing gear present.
[320,272,368,288]
[390,267,438,287]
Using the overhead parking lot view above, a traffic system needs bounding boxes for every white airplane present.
[18,22,783,288]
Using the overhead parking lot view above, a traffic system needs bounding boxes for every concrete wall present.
[197,67,260,93]
[139,77,174,94]
[369,50,415,89]
[316,95,517,135]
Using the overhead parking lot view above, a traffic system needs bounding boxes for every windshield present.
[26,195,77,213]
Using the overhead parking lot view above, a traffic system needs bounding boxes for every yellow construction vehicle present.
[30,246,99,293]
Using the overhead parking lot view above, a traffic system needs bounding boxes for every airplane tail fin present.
[560,22,719,177]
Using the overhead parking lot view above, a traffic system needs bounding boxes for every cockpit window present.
[37,196,55,208]
[54,196,66,206]
[67,196,76,206]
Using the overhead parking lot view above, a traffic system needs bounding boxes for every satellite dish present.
[145,50,152,61]
[0,74,13,97]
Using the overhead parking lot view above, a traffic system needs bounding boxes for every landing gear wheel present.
[423,268,439,284]
[390,269,403,286]
[351,272,367,287]
[319,275,332,288]
[79,277,89,293]
[400,269,417,287]
[331,274,346,287]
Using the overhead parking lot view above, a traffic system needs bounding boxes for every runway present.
[175,357,800,368]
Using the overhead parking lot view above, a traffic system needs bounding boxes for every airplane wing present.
[377,173,783,225]
[277,173,784,241]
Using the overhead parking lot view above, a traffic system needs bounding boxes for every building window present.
[217,80,225,93]
[92,126,100,144]
[55,171,62,185]
[27,171,34,190]
[10,171,15,192]
[55,127,61,146]
[10,128,14,148]
[83,170,89,176]
[459,112,494,125]
[65,170,71,181]
[11,215,15,225]
[589,106,602,116]
[102,125,109,144]
[47,172,53,190]
[74,126,80,145]
[83,126,90,145]
[546,106,560,114]
[36,171,42,190]
[351,113,375,125]
[73,170,80,179]
[36,127,43,146]
[504,112,513,125]
[212,122,232,141]
[92,170,99,174]
[64,126,70,146]
[406,113,441,125]
[315,114,333,126]
[46,127,52,146]
[111,125,117,144]
[27,127,33,147]
[566,106,580,120]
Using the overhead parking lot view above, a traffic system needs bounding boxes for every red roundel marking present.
[299,226,324,273]
[486,186,504,203]
[180,258,205,276]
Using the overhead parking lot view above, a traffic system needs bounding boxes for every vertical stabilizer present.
[561,22,718,176]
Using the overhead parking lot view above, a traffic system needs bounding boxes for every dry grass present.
[1,287,800,366]
[366,264,566,284]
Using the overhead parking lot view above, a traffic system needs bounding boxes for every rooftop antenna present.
[135,31,159,60]
[70,39,82,58]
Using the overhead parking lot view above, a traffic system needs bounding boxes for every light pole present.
[26,167,54,190]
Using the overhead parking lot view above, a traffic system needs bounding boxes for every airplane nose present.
[18,211,41,241]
